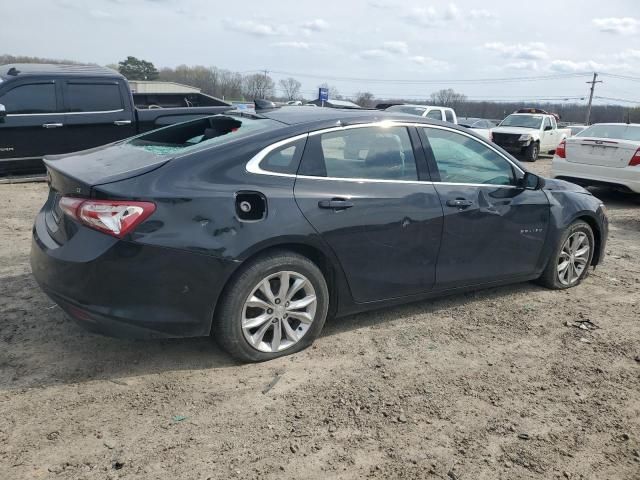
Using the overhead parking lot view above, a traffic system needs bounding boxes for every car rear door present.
[294,124,443,303]
[61,79,136,152]
[418,126,549,289]
[0,80,66,163]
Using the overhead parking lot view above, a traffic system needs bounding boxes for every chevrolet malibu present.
[31,107,608,362]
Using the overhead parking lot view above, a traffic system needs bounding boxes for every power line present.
[600,72,640,83]
[263,69,592,85]
[594,95,640,104]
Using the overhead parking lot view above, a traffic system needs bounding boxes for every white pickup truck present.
[492,109,571,161]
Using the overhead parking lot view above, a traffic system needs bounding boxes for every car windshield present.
[128,115,280,155]
[499,114,543,129]
[386,105,426,116]
[576,124,640,141]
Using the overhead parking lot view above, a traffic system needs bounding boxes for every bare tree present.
[354,91,375,108]
[429,88,467,108]
[279,77,302,101]
[243,73,276,99]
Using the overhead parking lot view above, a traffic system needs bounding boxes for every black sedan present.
[31,107,608,362]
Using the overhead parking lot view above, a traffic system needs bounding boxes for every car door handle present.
[114,120,132,126]
[42,123,63,129]
[446,198,473,208]
[318,199,354,210]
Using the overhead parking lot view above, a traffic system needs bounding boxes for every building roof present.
[0,63,122,80]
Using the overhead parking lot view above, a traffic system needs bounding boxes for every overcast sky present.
[3,0,640,103]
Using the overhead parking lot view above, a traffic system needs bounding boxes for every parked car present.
[457,117,495,140]
[0,64,232,175]
[552,123,640,193]
[31,107,608,362]
[566,124,589,136]
[492,109,571,161]
[385,104,458,124]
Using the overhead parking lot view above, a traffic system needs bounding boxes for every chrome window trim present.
[245,133,308,177]
[246,121,524,186]
[7,109,125,117]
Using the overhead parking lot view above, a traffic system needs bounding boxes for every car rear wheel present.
[213,251,329,362]
[537,220,594,289]
[523,142,539,162]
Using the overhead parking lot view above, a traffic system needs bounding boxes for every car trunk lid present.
[565,137,639,168]
[43,141,170,244]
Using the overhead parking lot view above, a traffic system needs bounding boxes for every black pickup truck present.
[0,64,232,175]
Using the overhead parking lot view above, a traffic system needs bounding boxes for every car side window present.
[543,117,552,130]
[426,110,442,120]
[65,82,123,112]
[423,128,515,186]
[444,110,455,123]
[300,127,418,181]
[0,83,57,114]
[258,138,306,175]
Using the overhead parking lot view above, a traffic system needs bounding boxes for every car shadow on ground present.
[1,270,545,391]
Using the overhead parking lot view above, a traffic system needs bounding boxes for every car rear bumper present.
[30,210,238,339]
[552,156,640,193]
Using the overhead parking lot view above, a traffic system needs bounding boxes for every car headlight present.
[519,134,532,141]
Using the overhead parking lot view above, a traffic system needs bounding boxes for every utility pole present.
[585,72,603,125]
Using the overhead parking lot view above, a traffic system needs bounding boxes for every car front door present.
[61,79,135,152]
[419,126,550,290]
[0,80,66,163]
[294,125,443,303]
[541,116,556,151]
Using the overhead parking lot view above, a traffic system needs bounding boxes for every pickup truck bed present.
[0,64,232,175]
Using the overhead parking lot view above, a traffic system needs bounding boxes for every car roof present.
[587,122,640,126]
[259,105,426,126]
[0,63,123,81]
[388,104,451,110]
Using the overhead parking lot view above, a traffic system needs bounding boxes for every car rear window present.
[576,124,640,141]
[128,115,281,155]
[66,82,123,112]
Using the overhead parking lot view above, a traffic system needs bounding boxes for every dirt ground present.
[1,157,639,480]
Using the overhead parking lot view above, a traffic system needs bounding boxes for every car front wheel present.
[523,142,539,162]
[537,220,594,289]
[213,251,329,362]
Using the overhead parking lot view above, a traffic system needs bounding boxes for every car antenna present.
[254,99,279,111]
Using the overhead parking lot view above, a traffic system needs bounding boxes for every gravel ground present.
[1,157,639,480]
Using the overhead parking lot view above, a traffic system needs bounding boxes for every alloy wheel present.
[557,232,590,286]
[241,271,317,353]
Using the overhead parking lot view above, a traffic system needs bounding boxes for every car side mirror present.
[544,125,552,131]
[518,172,545,190]
[0,104,6,122]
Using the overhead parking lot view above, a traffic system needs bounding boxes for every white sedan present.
[552,123,640,193]
[457,117,496,141]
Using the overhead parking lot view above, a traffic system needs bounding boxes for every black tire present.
[213,250,329,362]
[523,142,539,162]
[537,221,594,289]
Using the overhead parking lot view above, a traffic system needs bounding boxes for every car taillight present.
[555,139,566,159]
[58,197,156,238]
[630,147,640,167]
